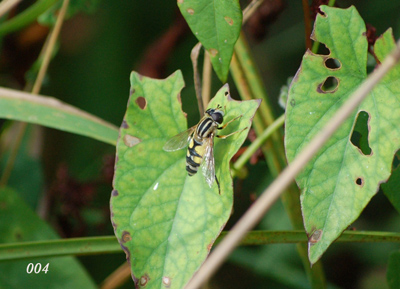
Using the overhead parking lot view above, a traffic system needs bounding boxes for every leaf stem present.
[231,31,326,287]
[184,37,400,289]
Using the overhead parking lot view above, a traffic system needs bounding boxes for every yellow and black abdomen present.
[186,138,206,176]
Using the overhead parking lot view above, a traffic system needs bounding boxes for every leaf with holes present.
[178,0,242,82]
[111,70,260,288]
[285,5,400,265]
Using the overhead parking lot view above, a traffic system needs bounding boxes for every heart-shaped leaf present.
[285,5,400,264]
[178,0,242,82]
[111,70,259,288]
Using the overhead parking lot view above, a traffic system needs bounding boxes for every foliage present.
[285,5,400,265]
[0,0,399,289]
[111,71,259,288]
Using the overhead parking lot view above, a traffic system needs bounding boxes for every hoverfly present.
[163,104,246,193]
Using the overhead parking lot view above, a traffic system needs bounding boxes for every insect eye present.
[212,112,224,124]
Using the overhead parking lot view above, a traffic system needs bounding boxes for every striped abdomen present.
[185,116,217,176]
[186,138,206,176]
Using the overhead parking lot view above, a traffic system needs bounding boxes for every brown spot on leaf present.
[224,16,233,25]
[121,120,129,129]
[121,231,132,243]
[111,190,119,197]
[209,48,218,57]
[356,177,364,187]
[140,274,150,287]
[207,243,213,252]
[309,229,323,245]
[130,88,135,96]
[187,8,194,15]
[136,96,147,109]
[177,0,183,3]
[162,276,171,288]
[123,135,142,147]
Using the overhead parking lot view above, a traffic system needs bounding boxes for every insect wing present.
[202,135,215,188]
[163,126,195,151]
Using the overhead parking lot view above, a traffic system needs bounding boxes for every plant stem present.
[302,0,312,50]
[233,114,285,171]
[184,37,400,289]
[0,0,70,187]
[231,32,326,287]
[201,51,212,107]
[0,0,58,37]
[2,230,400,262]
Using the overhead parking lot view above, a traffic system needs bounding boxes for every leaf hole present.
[324,58,341,70]
[315,43,330,55]
[350,111,372,156]
[136,96,147,110]
[317,76,339,93]
[355,177,364,186]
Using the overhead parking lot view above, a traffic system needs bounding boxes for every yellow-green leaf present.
[111,70,259,288]
[285,6,400,264]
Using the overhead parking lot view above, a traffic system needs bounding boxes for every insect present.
[163,104,246,193]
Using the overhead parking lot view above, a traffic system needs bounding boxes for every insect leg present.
[216,127,248,139]
[217,114,243,130]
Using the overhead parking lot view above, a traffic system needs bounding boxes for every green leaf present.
[0,88,118,145]
[387,251,400,289]
[111,70,260,288]
[178,0,242,82]
[285,6,400,264]
[0,187,96,289]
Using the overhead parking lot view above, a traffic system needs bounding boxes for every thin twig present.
[191,42,204,116]
[0,0,21,18]
[242,0,264,24]
[301,0,312,50]
[184,39,400,289]
[100,262,131,289]
[201,51,212,108]
[0,0,70,187]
